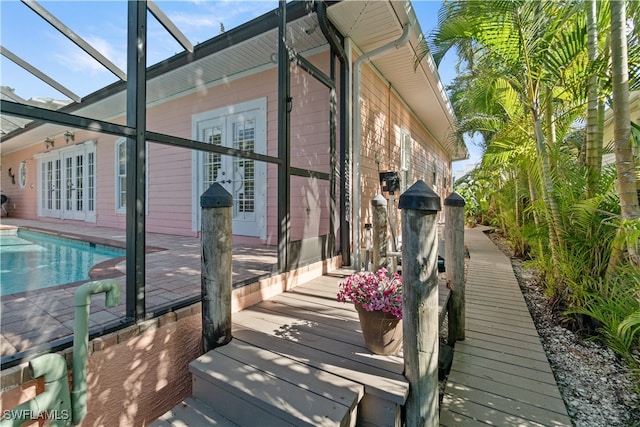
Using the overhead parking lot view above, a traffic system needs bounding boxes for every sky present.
[0,0,481,174]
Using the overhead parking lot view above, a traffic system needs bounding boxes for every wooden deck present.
[439,227,572,426]
[155,226,573,426]
[155,270,451,426]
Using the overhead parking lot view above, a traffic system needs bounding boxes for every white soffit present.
[328,0,465,160]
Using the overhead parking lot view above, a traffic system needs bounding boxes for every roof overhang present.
[0,2,324,154]
[328,0,467,161]
[1,0,467,161]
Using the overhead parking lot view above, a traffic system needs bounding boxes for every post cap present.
[371,194,387,206]
[444,192,466,207]
[398,180,441,212]
[200,183,232,208]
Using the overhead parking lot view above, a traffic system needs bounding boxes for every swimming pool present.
[0,229,125,296]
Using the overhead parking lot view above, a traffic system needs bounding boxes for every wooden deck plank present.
[233,327,409,405]
[449,351,558,385]
[464,299,529,314]
[465,297,528,309]
[449,362,563,398]
[442,394,551,427]
[191,349,354,427]
[466,307,534,324]
[452,342,555,374]
[278,289,362,314]
[440,408,494,427]
[447,367,567,414]
[268,293,360,321]
[464,327,544,348]
[150,398,241,427]
[190,372,298,426]
[233,310,404,373]
[443,386,572,426]
[215,339,364,410]
[253,300,363,338]
[466,287,526,298]
[465,314,538,334]
[465,304,535,323]
[454,330,548,363]
[440,227,570,426]
[462,316,543,339]
[236,304,372,355]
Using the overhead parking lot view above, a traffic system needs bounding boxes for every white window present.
[36,141,96,222]
[115,138,148,214]
[400,130,412,193]
[432,161,438,190]
[116,139,127,212]
[18,161,27,189]
[192,98,267,238]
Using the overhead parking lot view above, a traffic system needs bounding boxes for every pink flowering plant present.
[337,267,403,319]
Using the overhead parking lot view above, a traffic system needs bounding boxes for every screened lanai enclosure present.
[1,0,464,376]
[1,0,351,366]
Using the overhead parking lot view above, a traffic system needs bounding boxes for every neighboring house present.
[0,1,467,268]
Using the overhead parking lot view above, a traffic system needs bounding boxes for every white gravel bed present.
[488,232,639,427]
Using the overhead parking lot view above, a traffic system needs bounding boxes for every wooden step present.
[231,328,407,427]
[190,339,364,427]
[150,397,240,426]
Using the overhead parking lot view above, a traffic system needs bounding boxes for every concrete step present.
[150,397,240,426]
[189,338,364,427]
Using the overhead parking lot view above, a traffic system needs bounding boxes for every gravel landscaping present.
[486,231,640,427]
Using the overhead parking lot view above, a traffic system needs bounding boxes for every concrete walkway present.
[440,227,572,426]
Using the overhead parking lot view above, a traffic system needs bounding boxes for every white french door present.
[193,99,266,238]
[38,142,96,222]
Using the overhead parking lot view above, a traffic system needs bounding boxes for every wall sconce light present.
[7,167,15,185]
[64,131,74,144]
[44,137,54,149]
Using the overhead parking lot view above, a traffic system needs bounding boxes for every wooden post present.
[371,194,388,270]
[399,180,441,427]
[445,192,466,345]
[200,183,233,352]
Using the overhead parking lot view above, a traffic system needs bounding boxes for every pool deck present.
[0,219,277,360]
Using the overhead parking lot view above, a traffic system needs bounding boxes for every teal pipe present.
[71,279,120,425]
[0,353,72,427]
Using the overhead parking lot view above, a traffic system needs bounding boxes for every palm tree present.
[608,0,640,269]
[423,1,591,279]
[585,0,602,198]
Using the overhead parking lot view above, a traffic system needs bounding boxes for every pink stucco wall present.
[0,312,200,427]
[357,53,452,238]
[0,51,337,245]
[0,256,342,426]
[0,47,453,246]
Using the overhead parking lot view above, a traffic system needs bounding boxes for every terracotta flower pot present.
[354,303,403,355]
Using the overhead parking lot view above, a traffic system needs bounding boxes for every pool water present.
[0,229,124,296]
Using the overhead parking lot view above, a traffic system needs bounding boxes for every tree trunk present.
[528,172,546,258]
[608,0,640,272]
[586,0,602,199]
[532,96,565,287]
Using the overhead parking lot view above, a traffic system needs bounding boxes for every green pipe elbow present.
[71,280,120,425]
[73,279,120,308]
[0,354,71,427]
[30,353,68,383]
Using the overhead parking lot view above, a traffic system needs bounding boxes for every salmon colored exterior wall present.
[1,46,454,248]
[357,55,452,240]
[0,51,337,245]
[0,256,341,426]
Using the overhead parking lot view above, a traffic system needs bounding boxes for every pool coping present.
[0,218,281,366]
[0,226,166,302]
